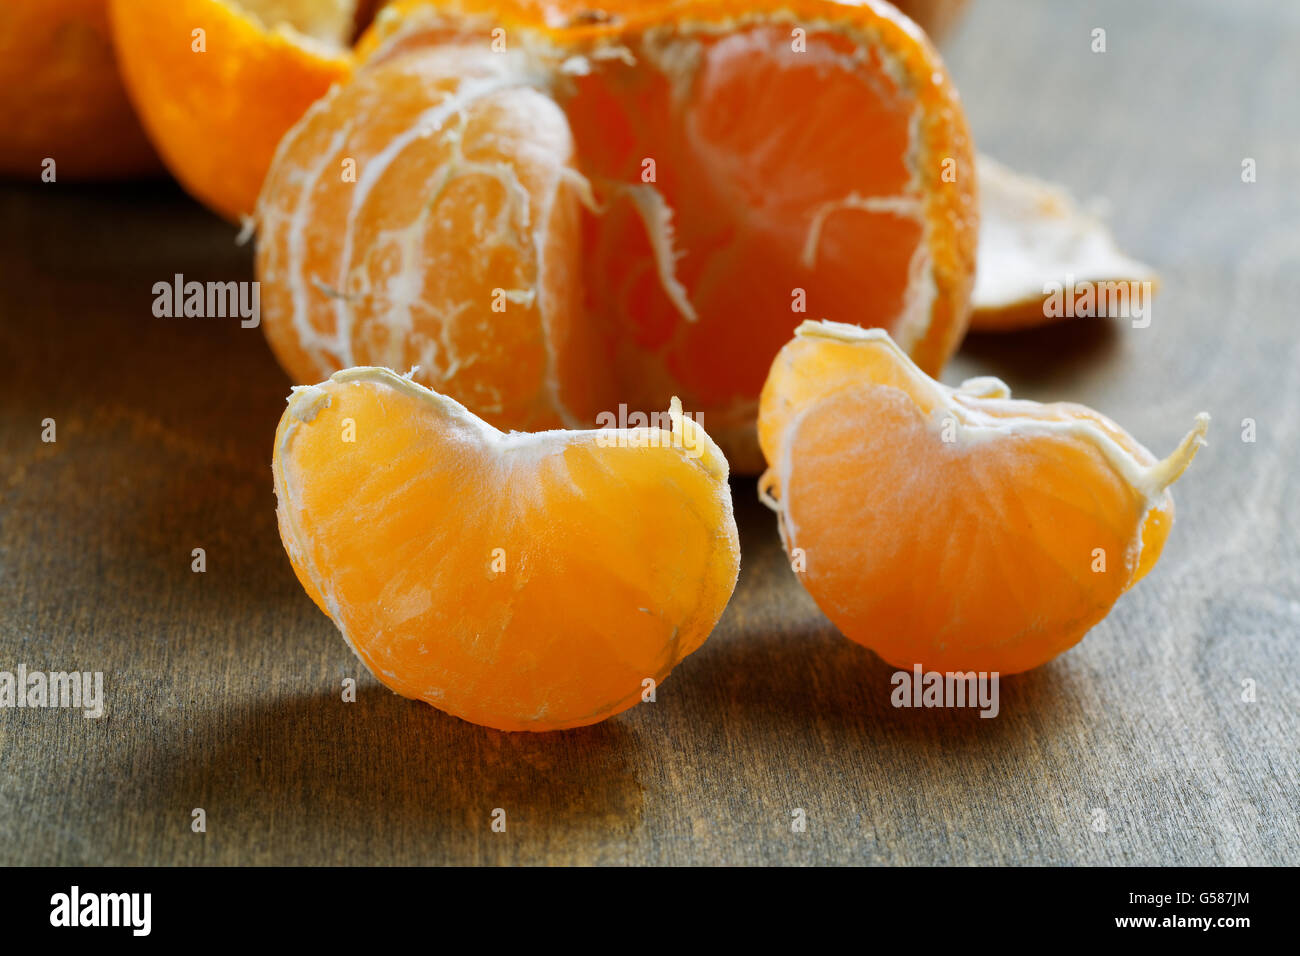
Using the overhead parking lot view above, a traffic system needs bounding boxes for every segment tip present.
[1151,413,1210,493]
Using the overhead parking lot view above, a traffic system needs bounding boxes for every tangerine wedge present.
[257,0,977,471]
[273,367,740,731]
[758,320,1208,674]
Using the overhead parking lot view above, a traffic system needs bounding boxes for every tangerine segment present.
[260,0,977,471]
[563,15,952,452]
[758,320,1208,674]
[273,368,740,731]
[257,45,604,433]
[109,0,357,221]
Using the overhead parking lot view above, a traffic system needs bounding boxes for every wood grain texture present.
[1,0,1297,866]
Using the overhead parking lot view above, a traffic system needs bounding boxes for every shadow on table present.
[127,685,645,865]
[958,314,1120,391]
[704,488,1085,750]
[702,620,1078,748]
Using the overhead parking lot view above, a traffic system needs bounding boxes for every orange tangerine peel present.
[109,0,360,221]
[971,155,1158,331]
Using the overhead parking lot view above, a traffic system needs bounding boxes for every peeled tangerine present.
[273,367,739,731]
[758,321,1208,674]
[256,0,977,472]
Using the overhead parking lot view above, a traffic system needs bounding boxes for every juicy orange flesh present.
[761,336,1163,470]
[759,326,1186,674]
[258,46,593,431]
[274,373,739,731]
[564,23,921,428]
[258,11,942,461]
[781,384,1143,673]
[757,332,1175,588]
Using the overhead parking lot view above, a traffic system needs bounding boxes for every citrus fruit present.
[971,155,1158,331]
[109,0,365,221]
[757,320,1208,674]
[272,367,740,731]
[0,0,159,179]
[256,0,978,471]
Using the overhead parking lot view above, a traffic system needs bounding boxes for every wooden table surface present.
[2,0,1297,866]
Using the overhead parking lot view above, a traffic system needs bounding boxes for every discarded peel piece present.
[758,320,1208,674]
[273,367,740,731]
[109,0,361,220]
[971,154,1158,331]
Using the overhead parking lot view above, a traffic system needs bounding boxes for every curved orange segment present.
[273,367,739,731]
[758,320,1208,674]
